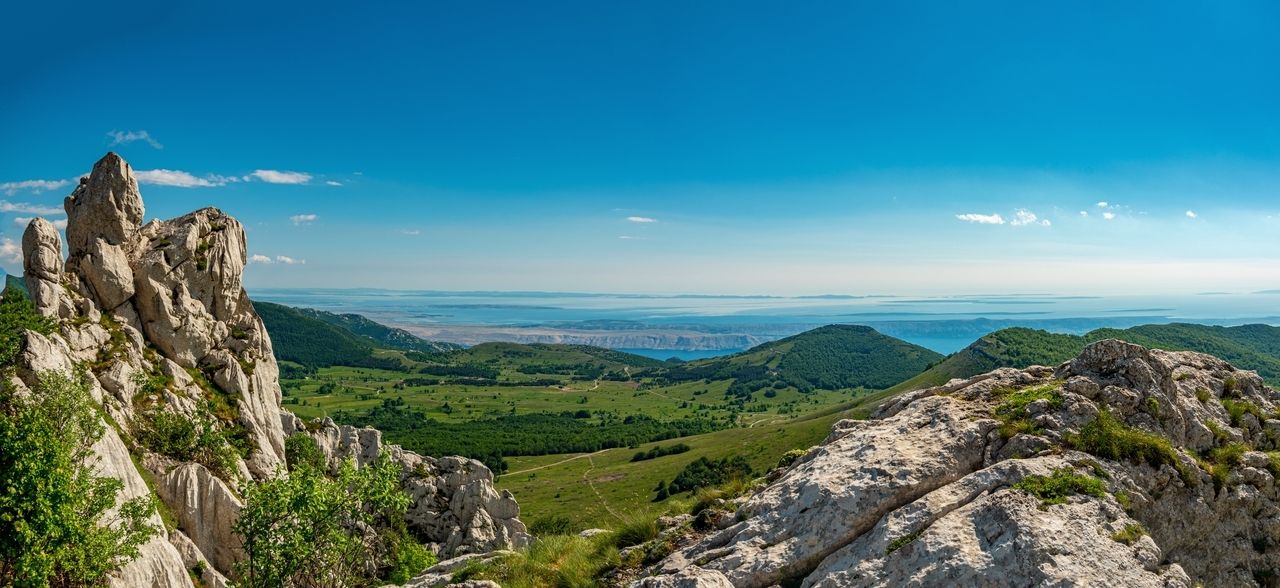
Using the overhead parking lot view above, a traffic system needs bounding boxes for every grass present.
[992,381,1063,439]
[1012,467,1106,507]
[1066,410,1196,485]
[1222,398,1265,427]
[453,534,619,588]
[885,530,923,555]
[1207,442,1249,490]
[496,401,853,530]
[1196,388,1212,404]
[1111,523,1147,545]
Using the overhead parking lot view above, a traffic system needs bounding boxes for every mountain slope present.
[654,324,945,393]
[3,273,26,296]
[891,323,1280,393]
[253,300,403,368]
[291,306,461,353]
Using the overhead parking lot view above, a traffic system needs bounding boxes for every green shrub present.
[284,432,325,473]
[777,448,807,469]
[0,286,55,368]
[234,456,412,587]
[384,529,437,584]
[1111,523,1147,545]
[0,370,158,586]
[1207,442,1249,490]
[1066,411,1195,485]
[1223,376,1239,396]
[136,407,241,479]
[1196,388,1212,403]
[453,534,617,588]
[1012,467,1106,507]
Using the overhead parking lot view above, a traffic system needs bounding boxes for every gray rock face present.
[65,151,145,256]
[638,340,1278,587]
[298,419,532,557]
[21,217,74,318]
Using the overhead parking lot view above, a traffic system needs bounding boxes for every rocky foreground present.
[635,340,1280,587]
[14,153,528,587]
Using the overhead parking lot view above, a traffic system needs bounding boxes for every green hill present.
[3,274,27,297]
[890,323,1280,393]
[254,301,404,369]
[651,324,944,395]
[292,307,461,354]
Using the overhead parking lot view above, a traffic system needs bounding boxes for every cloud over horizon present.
[955,212,1005,225]
[251,170,312,184]
[107,130,163,149]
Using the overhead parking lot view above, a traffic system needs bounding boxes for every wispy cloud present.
[1079,211,1089,217]
[1097,201,1109,208]
[107,130,163,149]
[249,254,306,265]
[1009,209,1051,227]
[1185,210,1198,219]
[955,213,1005,225]
[1103,212,1116,220]
[618,235,645,240]
[627,216,657,223]
[250,170,311,184]
[325,180,342,187]
[0,238,21,264]
[290,214,317,225]
[0,179,71,196]
[14,217,67,229]
[135,169,228,188]
[0,200,63,215]
[400,229,421,236]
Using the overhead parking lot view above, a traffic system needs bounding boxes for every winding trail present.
[581,453,626,522]
[505,449,610,477]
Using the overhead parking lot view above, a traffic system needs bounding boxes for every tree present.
[233,452,432,587]
[0,286,55,367]
[0,370,158,586]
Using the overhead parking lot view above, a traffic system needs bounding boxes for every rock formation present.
[637,340,1280,587]
[11,152,528,587]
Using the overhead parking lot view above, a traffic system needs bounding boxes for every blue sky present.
[2,1,1279,294]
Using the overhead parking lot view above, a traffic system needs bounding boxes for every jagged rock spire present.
[65,151,145,256]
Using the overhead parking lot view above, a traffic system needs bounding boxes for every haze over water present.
[252,289,1280,357]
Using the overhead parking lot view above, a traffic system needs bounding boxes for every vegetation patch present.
[655,455,753,500]
[993,381,1063,439]
[1222,398,1265,427]
[1196,388,1212,403]
[1012,467,1106,507]
[451,534,619,588]
[632,443,691,462]
[1206,442,1249,491]
[1066,411,1195,485]
[1111,523,1147,545]
[885,530,923,555]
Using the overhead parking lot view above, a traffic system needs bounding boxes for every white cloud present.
[325,180,342,187]
[400,229,421,236]
[249,254,274,264]
[14,217,67,229]
[1103,212,1116,220]
[1186,210,1198,219]
[0,179,71,196]
[107,130,163,149]
[290,214,317,225]
[954,213,1005,225]
[627,216,657,223]
[135,169,226,188]
[1041,219,1051,227]
[250,170,311,184]
[0,200,63,215]
[1079,211,1089,217]
[1010,209,1037,226]
[618,235,644,240]
[275,255,304,265]
[0,238,20,264]
[1097,201,1109,208]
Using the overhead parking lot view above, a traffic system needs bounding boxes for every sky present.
[2,1,1279,295]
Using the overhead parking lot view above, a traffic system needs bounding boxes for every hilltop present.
[891,323,1280,393]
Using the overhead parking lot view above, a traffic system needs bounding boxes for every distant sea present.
[250,289,1280,358]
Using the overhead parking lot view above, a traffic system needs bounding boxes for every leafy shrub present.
[284,432,326,472]
[0,370,158,585]
[777,448,807,469]
[1222,398,1265,427]
[0,286,55,368]
[234,455,418,587]
[631,443,691,462]
[659,455,754,499]
[1012,467,1106,507]
[1066,411,1195,485]
[136,407,241,479]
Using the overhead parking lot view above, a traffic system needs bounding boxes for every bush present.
[0,286,55,368]
[234,455,418,587]
[136,407,241,480]
[660,455,754,498]
[777,448,807,469]
[284,432,326,472]
[0,370,158,586]
[1012,467,1106,507]
[611,514,660,548]
[1111,523,1147,545]
[1066,411,1195,485]
[631,443,691,462]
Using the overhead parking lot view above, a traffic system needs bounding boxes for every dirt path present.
[582,453,626,522]
[505,449,610,476]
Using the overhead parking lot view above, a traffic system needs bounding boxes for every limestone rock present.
[65,151,144,256]
[303,419,531,557]
[21,217,74,318]
[637,340,1280,587]
[157,463,245,575]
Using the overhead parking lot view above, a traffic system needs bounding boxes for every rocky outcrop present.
[637,340,1280,587]
[11,153,526,586]
[289,418,531,557]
